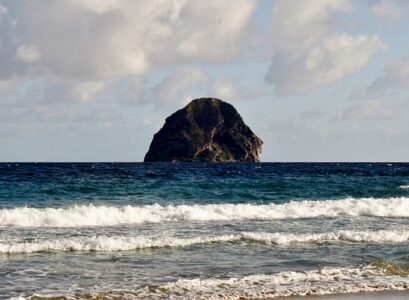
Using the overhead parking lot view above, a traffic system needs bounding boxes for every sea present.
[1,162,409,299]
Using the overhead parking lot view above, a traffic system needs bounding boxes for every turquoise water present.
[1,163,409,299]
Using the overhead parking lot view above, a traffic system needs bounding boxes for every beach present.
[279,291,409,300]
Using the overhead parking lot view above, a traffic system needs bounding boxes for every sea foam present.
[138,266,409,299]
[25,266,409,299]
[1,197,409,228]
[2,229,409,254]
[0,235,237,254]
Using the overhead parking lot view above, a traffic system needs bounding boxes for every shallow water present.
[1,163,409,299]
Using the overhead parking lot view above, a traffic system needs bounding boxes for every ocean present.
[1,163,409,299]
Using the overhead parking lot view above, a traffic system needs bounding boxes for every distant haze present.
[0,0,408,162]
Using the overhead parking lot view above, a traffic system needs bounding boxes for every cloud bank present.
[265,0,384,94]
[0,0,256,80]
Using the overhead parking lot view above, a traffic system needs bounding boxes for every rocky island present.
[144,98,263,162]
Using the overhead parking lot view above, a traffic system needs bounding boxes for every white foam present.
[242,229,409,244]
[399,185,409,189]
[28,266,409,299]
[142,267,409,299]
[2,229,409,254]
[1,197,409,228]
[0,235,237,254]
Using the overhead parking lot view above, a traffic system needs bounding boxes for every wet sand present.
[276,290,409,300]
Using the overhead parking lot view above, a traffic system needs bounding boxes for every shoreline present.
[275,290,409,300]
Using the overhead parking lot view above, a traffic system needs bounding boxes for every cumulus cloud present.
[265,0,384,94]
[0,0,257,108]
[0,0,256,81]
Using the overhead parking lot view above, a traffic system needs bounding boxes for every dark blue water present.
[1,163,408,208]
[1,163,409,299]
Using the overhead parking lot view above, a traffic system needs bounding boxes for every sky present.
[0,0,409,162]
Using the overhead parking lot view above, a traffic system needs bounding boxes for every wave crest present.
[2,229,409,254]
[1,197,409,228]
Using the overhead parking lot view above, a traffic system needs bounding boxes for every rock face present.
[144,98,263,162]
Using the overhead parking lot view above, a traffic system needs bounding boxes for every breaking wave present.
[23,265,409,299]
[241,229,409,245]
[1,197,409,228]
[0,235,236,254]
[2,229,409,254]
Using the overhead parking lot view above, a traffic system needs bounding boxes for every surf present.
[1,197,409,228]
[2,229,409,254]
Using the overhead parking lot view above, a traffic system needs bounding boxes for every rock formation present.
[144,98,263,162]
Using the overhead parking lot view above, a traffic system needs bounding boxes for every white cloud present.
[211,77,240,100]
[117,69,270,110]
[209,76,270,102]
[70,81,108,102]
[335,55,409,122]
[15,44,41,63]
[170,1,256,63]
[149,68,208,106]
[370,0,409,21]
[13,77,112,104]
[306,34,383,82]
[70,0,123,15]
[266,0,384,94]
[270,0,352,47]
[1,0,256,81]
[0,0,256,106]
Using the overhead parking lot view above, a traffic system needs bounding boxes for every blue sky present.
[0,0,408,162]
